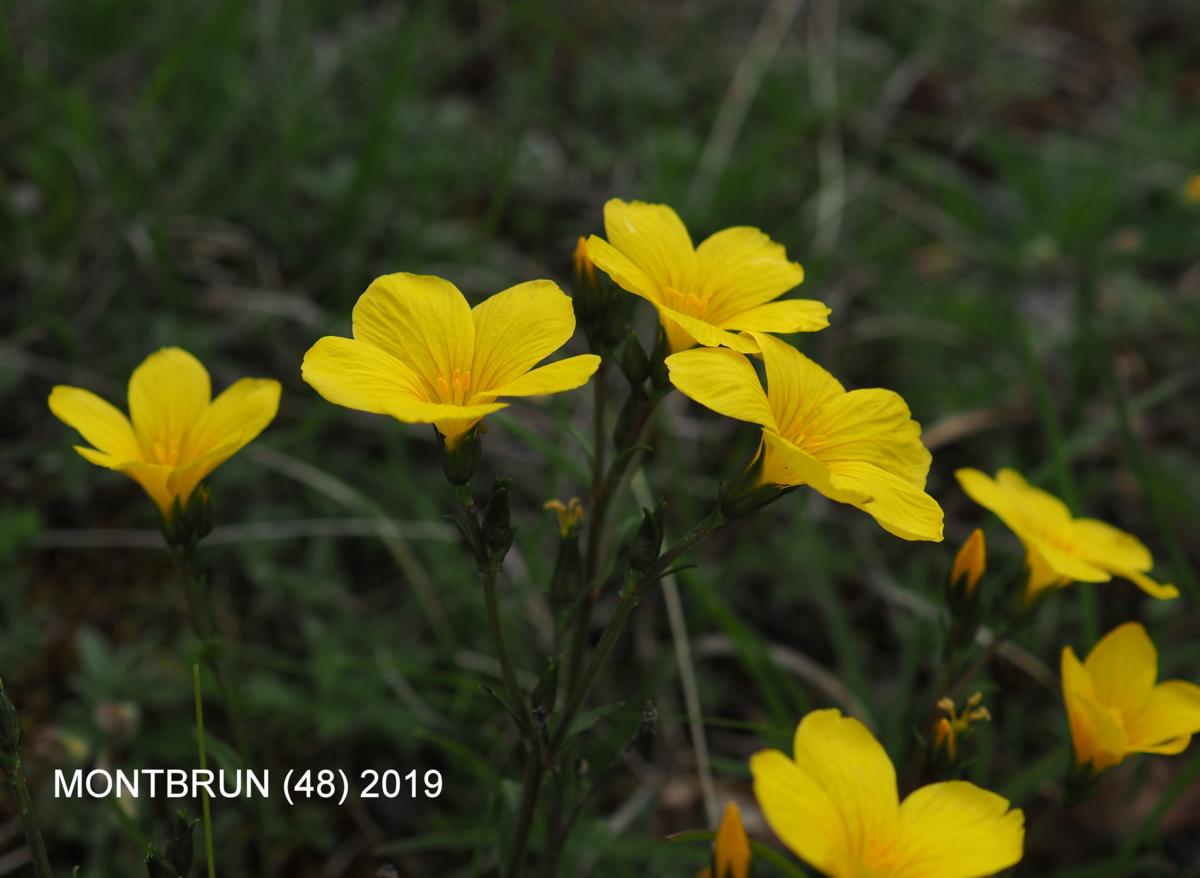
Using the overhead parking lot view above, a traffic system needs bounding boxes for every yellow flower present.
[702,802,751,878]
[544,497,584,538]
[585,199,829,354]
[302,273,601,448]
[955,468,1178,601]
[667,333,943,541]
[1061,622,1200,774]
[48,348,280,518]
[949,528,986,596]
[752,709,1024,878]
[1186,175,1200,204]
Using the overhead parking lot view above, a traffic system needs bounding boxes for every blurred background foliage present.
[3,0,1200,874]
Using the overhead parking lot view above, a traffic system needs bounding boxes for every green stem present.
[174,548,270,873]
[483,561,528,732]
[503,740,544,878]
[549,514,721,757]
[193,664,217,878]
[3,758,54,878]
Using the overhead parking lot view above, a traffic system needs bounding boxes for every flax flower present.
[585,199,829,353]
[1062,622,1200,774]
[302,273,600,448]
[955,468,1178,600]
[667,333,943,541]
[752,709,1024,878]
[49,348,280,518]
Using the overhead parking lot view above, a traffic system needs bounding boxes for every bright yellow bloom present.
[302,273,601,448]
[1062,622,1200,774]
[667,333,943,541]
[955,468,1178,601]
[950,528,986,596]
[702,802,751,878]
[586,199,829,353]
[1186,175,1200,204]
[752,709,1024,878]
[48,348,280,518]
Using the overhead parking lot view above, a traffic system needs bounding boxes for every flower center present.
[785,420,830,455]
[436,369,472,405]
[663,285,713,318]
[150,437,183,465]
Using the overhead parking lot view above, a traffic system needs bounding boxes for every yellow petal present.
[654,302,761,353]
[49,386,141,462]
[167,378,280,502]
[168,440,242,508]
[754,333,844,436]
[1128,681,1200,752]
[892,781,1024,878]
[351,273,475,396]
[825,461,945,542]
[1083,623,1157,716]
[128,348,211,461]
[721,298,830,334]
[1069,518,1153,572]
[790,709,899,861]
[665,348,775,428]
[695,226,805,316]
[302,336,431,416]
[750,748,845,875]
[118,459,176,517]
[807,388,932,487]
[761,430,856,497]
[1025,548,1070,598]
[1062,645,1128,771]
[602,199,696,293]
[585,234,661,305]
[713,802,751,878]
[470,280,577,393]
[184,378,280,461]
[994,468,1073,526]
[484,354,600,398]
[1108,567,1179,600]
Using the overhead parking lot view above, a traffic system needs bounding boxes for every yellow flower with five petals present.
[667,333,943,541]
[586,199,829,353]
[1062,622,1200,774]
[302,273,600,448]
[751,709,1024,878]
[955,468,1178,601]
[49,348,280,518]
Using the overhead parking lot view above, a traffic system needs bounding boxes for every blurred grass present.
[3,0,1200,874]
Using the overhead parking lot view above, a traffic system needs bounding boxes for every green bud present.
[549,529,582,611]
[619,330,650,386]
[531,657,560,718]
[0,678,21,759]
[718,452,788,521]
[648,324,671,391]
[482,478,515,559]
[628,507,663,573]
[611,392,644,452]
[144,848,177,878]
[439,427,482,486]
[166,810,196,877]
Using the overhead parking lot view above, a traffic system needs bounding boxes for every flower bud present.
[619,330,650,386]
[165,810,196,877]
[628,507,663,573]
[711,801,751,878]
[145,850,177,878]
[949,529,985,597]
[544,500,584,611]
[648,324,671,391]
[482,478,514,559]
[0,679,21,760]
[439,426,481,486]
[531,658,560,719]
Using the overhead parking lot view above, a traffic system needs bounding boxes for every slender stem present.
[193,664,217,878]
[3,759,53,878]
[174,547,271,874]
[549,515,720,757]
[483,562,528,730]
[504,740,543,878]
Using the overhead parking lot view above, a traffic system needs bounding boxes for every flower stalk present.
[0,678,54,878]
